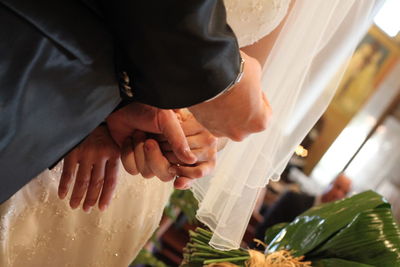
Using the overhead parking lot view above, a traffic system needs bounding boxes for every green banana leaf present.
[181,191,400,267]
[313,258,375,267]
[267,191,386,256]
[310,204,400,266]
[264,222,288,245]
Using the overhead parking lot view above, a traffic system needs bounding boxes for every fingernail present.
[59,191,66,199]
[83,206,92,214]
[185,149,196,161]
[145,142,153,151]
[99,204,108,212]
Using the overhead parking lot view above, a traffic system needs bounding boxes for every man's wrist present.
[204,56,245,103]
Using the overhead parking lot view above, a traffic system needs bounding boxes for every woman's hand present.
[122,110,218,189]
[58,125,120,212]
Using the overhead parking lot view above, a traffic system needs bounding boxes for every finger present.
[163,152,180,165]
[59,155,78,199]
[98,159,119,211]
[83,163,106,212]
[157,109,197,164]
[159,133,216,152]
[164,147,216,164]
[121,137,138,175]
[174,162,215,180]
[174,177,195,190]
[154,118,204,143]
[135,140,154,179]
[69,162,92,209]
[131,131,153,178]
[173,109,183,122]
[144,139,174,182]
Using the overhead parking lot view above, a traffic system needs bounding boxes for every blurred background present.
[131,1,400,266]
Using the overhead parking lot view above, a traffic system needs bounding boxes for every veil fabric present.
[191,0,384,250]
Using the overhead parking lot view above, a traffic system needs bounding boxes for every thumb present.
[157,109,197,165]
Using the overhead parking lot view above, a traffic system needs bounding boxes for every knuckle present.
[92,178,104,189]
[206,134,217,147]
[207,149,217,161]
[75,179,90,188]
[229,130,246,142]
[110,154,121,162]
[253,115,269,132]
[126,167,139,175]
[142,173,155,179]
[193,168,205,178]
[104,177,117,190]
[61,171,72,179]
[108,160,119,169]
[84,198,97,206]
[252,107,272,132]
[209,160,216,169]
[157,173,173,182]
[125,166,138,175]
[113,150,121,158]
[160,175,174,182]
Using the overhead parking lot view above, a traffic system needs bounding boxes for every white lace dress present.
[0,163,173,267]
[0,1,289,266]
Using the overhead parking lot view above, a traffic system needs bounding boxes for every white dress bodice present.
[224,0,291,47]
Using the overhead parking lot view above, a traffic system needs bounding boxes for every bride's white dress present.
[0,162,173,267]
[0,1,288,266]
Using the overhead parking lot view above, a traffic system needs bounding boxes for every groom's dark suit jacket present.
[0,0,241,203]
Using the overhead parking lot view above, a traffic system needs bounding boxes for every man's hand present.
[58,125,120,212]
[161,111,217,189]
[106,103,197,165]
[188,51,272,141]
[121,110,217,189]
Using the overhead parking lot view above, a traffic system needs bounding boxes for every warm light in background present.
[374,0,400,37]
[295,145,308,158]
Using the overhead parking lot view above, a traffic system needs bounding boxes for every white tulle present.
[192,0,384,250]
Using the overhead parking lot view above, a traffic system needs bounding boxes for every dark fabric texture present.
[254,191,316,241]
[0,0,120,204]
[0,0,240,203]
[101,0,241,108]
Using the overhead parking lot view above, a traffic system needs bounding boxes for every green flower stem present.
[196,228,213,238]
[203,256,250,264]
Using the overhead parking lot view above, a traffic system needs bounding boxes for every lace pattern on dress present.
[224,0,291,47]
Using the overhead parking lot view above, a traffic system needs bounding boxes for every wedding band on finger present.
[174,164,180,179]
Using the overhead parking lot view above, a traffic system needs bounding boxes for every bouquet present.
[181,191,400,266]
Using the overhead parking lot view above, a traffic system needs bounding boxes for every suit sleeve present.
[100,0,241,109]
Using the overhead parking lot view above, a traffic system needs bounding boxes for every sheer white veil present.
[191,0,384,250]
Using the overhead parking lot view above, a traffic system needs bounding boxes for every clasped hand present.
[58,104,217,212]
[58,51,272,212]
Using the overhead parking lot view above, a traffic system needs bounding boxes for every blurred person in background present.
[254,173,352,243]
